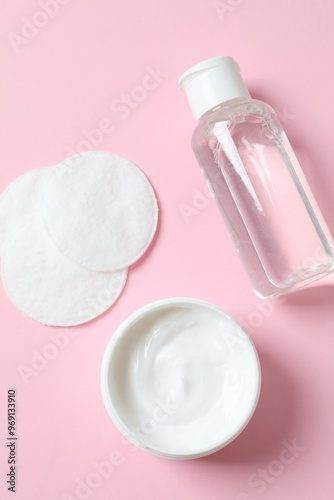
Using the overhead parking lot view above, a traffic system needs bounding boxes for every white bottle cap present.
[178,56,250,121]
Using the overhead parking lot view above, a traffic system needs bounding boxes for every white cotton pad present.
[42,152,158,271]
[0,167,52,255]
[1,216,127,326]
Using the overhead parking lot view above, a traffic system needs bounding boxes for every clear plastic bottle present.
[179,56,334,298]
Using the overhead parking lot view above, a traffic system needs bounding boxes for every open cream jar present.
[101,298,261,459]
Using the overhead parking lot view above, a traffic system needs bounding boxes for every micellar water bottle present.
[179,56,334,298]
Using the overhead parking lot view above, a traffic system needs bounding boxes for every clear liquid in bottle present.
[180,57,333,298]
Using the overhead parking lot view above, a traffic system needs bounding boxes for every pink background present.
[1,0,334,498]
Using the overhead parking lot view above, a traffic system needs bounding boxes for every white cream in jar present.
[101,298,261,459]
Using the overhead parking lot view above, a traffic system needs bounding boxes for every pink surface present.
[1,0,334,498]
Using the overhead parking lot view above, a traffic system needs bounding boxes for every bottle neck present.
[198,96,251,122]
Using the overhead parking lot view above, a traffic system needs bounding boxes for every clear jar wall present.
[192,98,334,298]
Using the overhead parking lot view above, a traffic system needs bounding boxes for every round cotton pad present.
[0,167,52,255]
[42,152,158,271]
[1,216,127,326]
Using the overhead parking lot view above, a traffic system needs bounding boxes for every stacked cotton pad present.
[0,152,158,326]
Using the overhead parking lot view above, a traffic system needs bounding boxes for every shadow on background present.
[201,344,299,465]
[284,282,334,308]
